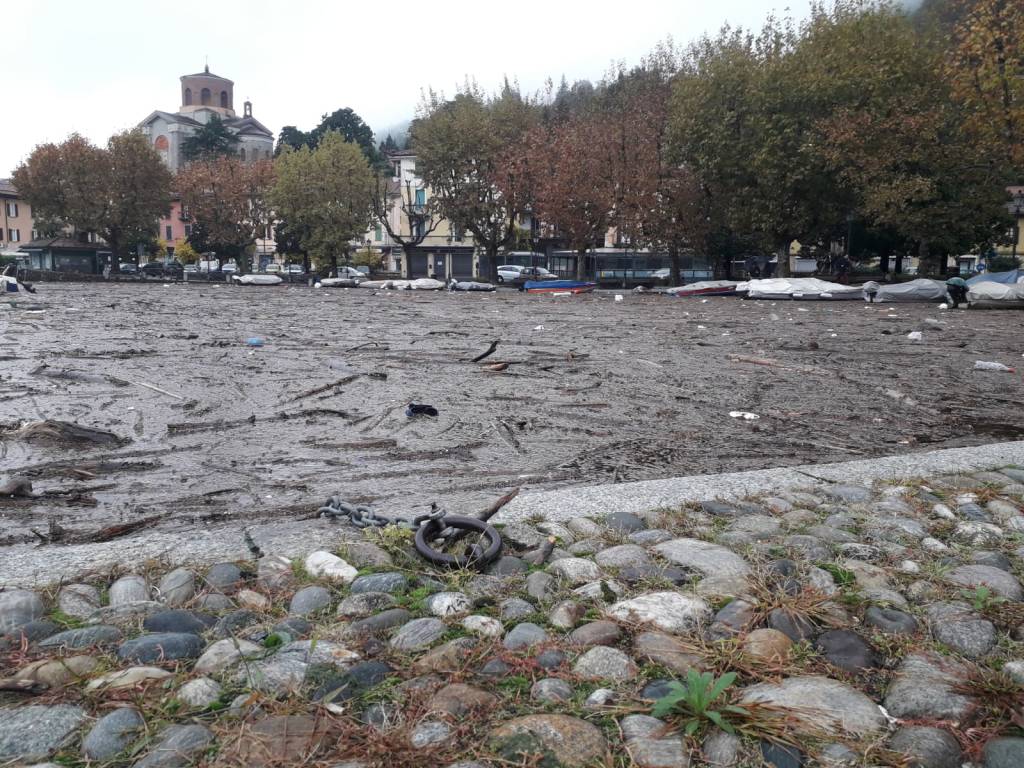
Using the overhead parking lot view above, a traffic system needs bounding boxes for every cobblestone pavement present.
[3,468,1024,767]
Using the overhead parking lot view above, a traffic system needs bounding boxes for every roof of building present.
[387,149,417,158]
[139,109,203,128]
[20,237,109,251]
[0,178,18,196]
[224,115,273,138]
[182,66,233,83]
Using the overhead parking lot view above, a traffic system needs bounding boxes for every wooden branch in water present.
[285,375,360,404]
[471,340,499,363]
[75,514,164,544]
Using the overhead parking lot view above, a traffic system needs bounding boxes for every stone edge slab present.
[2,440,1022,589]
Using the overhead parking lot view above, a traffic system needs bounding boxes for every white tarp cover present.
[232,274,283,285]
[740,278,863,300]
[665,280,739,296]
[359,278,445,290]
[319,277,359,288]
[862,279,948,302]
[449,281,496,292]
[967,281,1024,309]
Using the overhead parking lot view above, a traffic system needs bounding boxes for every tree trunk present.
[669,243,681,286]
[106,233,121,277]
[918,239,935,276]
[879,253,890,275]
[775,241,791,278]
[402,247,412,279]
[486,245,500,283]
[576,247,587,281]
[330,252,338,277]
[894,254,903,274]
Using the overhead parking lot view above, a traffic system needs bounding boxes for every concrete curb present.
[2,440,1022,588]
[493,440,1024,523]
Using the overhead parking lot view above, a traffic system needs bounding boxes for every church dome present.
[180,65,235,116]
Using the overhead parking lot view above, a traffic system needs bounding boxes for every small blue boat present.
[525,280,597,294]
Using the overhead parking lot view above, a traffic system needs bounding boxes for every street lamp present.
[1009,191,1024,265]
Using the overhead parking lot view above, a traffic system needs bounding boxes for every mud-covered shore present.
[1,282,1022,546]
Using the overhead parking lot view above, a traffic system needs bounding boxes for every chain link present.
[317,496,446,531]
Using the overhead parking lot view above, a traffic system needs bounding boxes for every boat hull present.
[525,280,597,294]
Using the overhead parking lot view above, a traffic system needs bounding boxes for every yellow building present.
[367,150,475,278]
[0,179,36,256]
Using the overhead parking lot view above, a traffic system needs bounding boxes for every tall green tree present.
[181,114,240,161]
[275,126,310,156]
[946,0,1024,172]
[270,132,375,274]
[275,108,380,165]
[671,15,856,276]
[413,81,538,282]
[812,1,1012,272]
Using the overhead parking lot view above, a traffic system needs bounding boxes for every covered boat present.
[319,277,360,288]
[449,280,496,292]
[862,279,948,303]
[967,281,1024,309]
[665,280,740,297]
[967,269,1023,286]
[524,280,597,294]
[740,278,862,301]
[232,274,283,286]
[359,278,445,290]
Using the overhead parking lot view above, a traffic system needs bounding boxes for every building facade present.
[367,150,478,278]
[0,179,35,257]
[138,66,274,174]
[138,66,274,260]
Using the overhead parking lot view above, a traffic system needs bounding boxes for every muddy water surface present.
[1,283,1022,546]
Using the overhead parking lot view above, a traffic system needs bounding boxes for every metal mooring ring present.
[414,514,502,569]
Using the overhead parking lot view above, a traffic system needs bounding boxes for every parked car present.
[286,264,305,276]
[335,266,368,282]
[496,265,557,284]
[141,261,184,279]
[184,264,198,274]
[221,262,237,274]
[119,262,138,274]
[264,263,282,274]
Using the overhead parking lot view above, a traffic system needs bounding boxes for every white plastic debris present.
[729,411,760,420]
[938,303,949,310]
[830,333,838,338]
[533,325,546,331]
[314,282,323,288]
[614,294,624,302]
[697,325,706,329]
[906,331,922,341]
[974,361,1015,372]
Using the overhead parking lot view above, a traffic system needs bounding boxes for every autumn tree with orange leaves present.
[177,156,275,273]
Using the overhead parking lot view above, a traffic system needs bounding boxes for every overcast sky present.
[3,0,824,177]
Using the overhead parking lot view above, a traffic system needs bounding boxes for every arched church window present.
[220,91,228,108]
[201,88,211,105]
[184,88,192,106]
[154,135,169,151]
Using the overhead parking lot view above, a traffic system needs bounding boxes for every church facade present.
[137,66,274,174]
[136,66,275,260]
